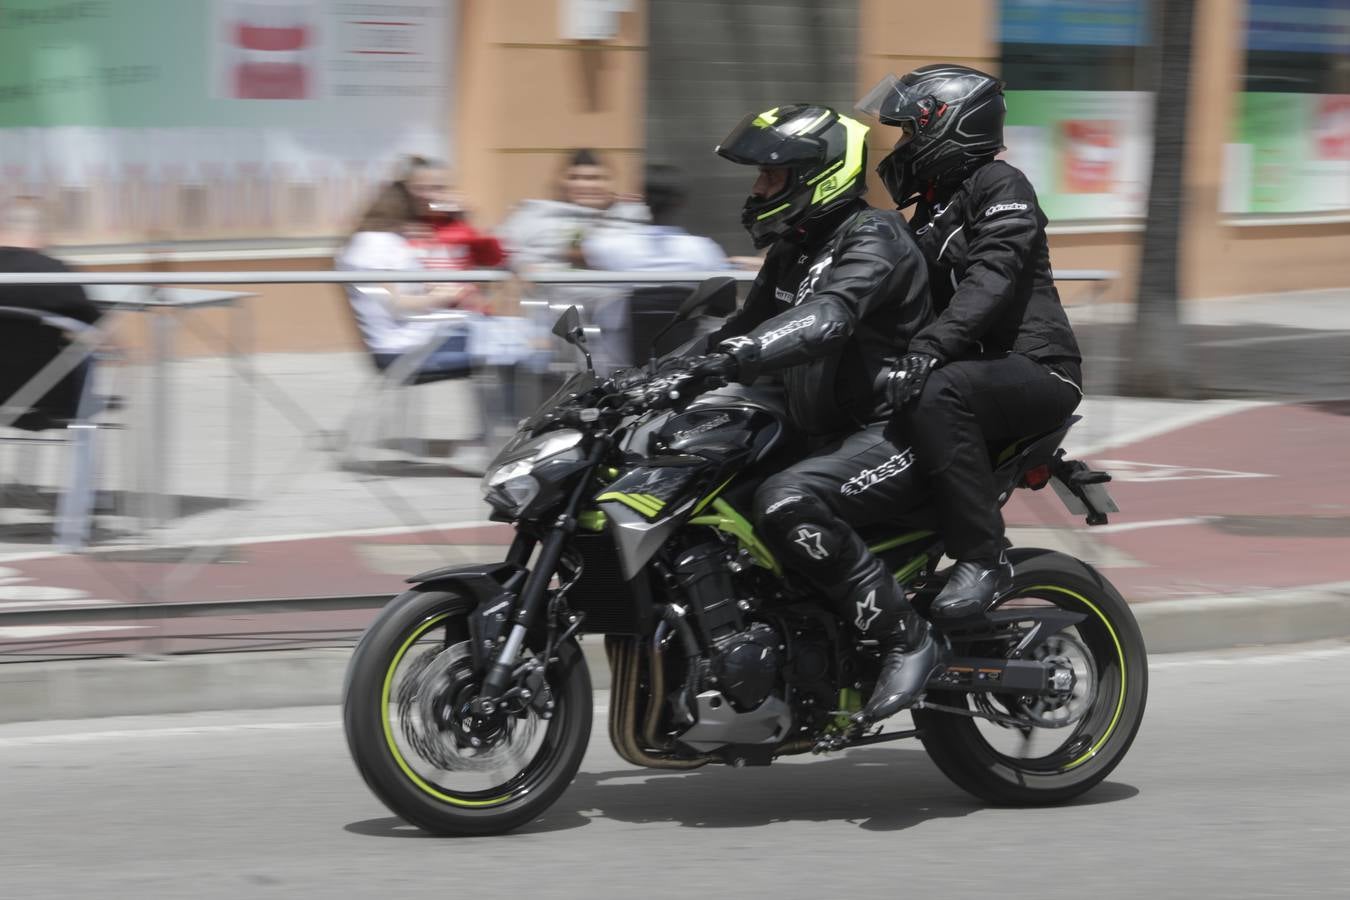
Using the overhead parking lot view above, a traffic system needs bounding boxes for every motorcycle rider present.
[673,104,940,722]
[858,65,1084,621]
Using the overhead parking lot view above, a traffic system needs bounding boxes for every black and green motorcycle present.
[343,278,1147,836]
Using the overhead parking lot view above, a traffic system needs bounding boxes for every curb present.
[2,586,1348,725]
[1130,582,1350,654]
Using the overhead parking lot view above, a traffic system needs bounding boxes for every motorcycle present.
[343,277,1147,835]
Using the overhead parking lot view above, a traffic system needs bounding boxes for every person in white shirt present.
[583,163,729,274]
[583,164,732,368]
[496,149,652,374]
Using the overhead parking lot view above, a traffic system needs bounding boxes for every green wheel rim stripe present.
[380,613,513,809]
[1024,584,1128,772]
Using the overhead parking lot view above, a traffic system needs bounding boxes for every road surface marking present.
[1087,517,1217,534]
[0,704,613,747]
[1196,331,1348,349]
[1149,644,1350,670]
[0,519,505,565]
[0,625,146,640]
[1095,460,1273,482]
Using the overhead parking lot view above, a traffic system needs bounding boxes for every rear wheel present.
[343,588,592,835]
[914,549,1147,804]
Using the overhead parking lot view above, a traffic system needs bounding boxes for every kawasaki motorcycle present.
[343,277,1147,836]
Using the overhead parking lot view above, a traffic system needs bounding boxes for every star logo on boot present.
[854,588,882,632]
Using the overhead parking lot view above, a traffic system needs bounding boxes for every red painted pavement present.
[1005,401,1350,601]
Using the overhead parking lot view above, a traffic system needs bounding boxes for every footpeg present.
[812,732,852,754]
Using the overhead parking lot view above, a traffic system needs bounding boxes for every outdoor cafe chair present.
[0,306,118,549]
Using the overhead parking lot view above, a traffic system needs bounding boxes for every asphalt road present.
[3,642,1349,900]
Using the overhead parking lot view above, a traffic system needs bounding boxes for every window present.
[998,0,1152,223]
[1224,0,1350,216]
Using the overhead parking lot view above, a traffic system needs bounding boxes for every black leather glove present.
[714,336,763,384]
[682,352,739,381]
[885,352,939,406]
[607,365,649,392]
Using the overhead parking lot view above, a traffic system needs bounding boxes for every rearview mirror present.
[551,305,584,344]
[551,305,594,372]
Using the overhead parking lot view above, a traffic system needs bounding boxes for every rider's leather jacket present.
[906,160,1082,385]
[707,199,932,435]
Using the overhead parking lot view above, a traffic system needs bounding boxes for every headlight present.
[480,429,585,514]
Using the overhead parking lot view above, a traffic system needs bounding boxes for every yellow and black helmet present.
[715,104,869,248]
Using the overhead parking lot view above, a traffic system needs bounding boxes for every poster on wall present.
[0,0,452,243]
[1001,91,1152,222]
[1224,93,1350,215]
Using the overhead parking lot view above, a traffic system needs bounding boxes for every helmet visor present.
[716,111,827,167]
[855,74,926,127]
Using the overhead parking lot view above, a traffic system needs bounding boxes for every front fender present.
[403,561,527,669]
[406,560,525,596]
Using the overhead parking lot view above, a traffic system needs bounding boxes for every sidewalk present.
[1066,287,1350,399]
[0,289,1347,720]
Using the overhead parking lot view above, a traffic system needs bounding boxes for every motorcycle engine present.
[708,623,782,712]
[673,543,786,712]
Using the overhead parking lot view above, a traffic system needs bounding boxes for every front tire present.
[343,587,592,835]
[914,549,1148,805]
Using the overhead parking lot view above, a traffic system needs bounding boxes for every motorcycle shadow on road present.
[345,745,1139,838]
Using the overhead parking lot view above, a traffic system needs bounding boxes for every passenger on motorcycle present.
[672,103,941,723]
[858,65,1085,621]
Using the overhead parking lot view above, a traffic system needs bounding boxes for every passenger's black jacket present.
[707,199,933,435]
[906,160,1081,385]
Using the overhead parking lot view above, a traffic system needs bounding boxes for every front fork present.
[477,436,610,705]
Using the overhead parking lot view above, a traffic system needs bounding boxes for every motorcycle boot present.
[930,552,1013,621]
[832,544,939,724]
[754,482,939,723]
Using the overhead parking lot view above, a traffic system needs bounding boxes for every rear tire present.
[343,587,592,835]
[914,549,1147,805]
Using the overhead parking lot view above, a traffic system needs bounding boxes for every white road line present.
[1087,516,1216,534]
[0,625,145,640]
[1149,644,1350,670]
[0,519,505,565]
[1066,399,1269,458]
[0,705,613,748]
[1196,331,1348,349]
[0,720,339,747]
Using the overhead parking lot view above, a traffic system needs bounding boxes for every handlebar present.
[613,367,726,415]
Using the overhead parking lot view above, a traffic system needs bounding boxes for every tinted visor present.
[716,112,827,167]
[855,74,925,126]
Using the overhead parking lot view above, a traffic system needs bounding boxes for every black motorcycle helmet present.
[715,104,870,248]
[856,64,1006,207]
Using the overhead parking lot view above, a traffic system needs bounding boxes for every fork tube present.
[505,530,536,566]
[480,435,610,699]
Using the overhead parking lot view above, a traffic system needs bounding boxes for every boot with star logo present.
[840,556,939,725]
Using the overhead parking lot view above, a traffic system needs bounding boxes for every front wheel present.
[343,587,592,835]
[914,549,1148,805]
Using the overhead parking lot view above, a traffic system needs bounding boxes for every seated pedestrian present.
[583,163,732,365]
[0,196,111,431]
[0,196,102,325]
[496,148,650,372]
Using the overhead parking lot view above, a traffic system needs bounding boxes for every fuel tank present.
[651,402,785,468]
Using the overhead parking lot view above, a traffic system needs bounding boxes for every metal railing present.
[0,266,1118,660]
[0,268,1119,286]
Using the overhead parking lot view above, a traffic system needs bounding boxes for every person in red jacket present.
[397,156,507,314]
